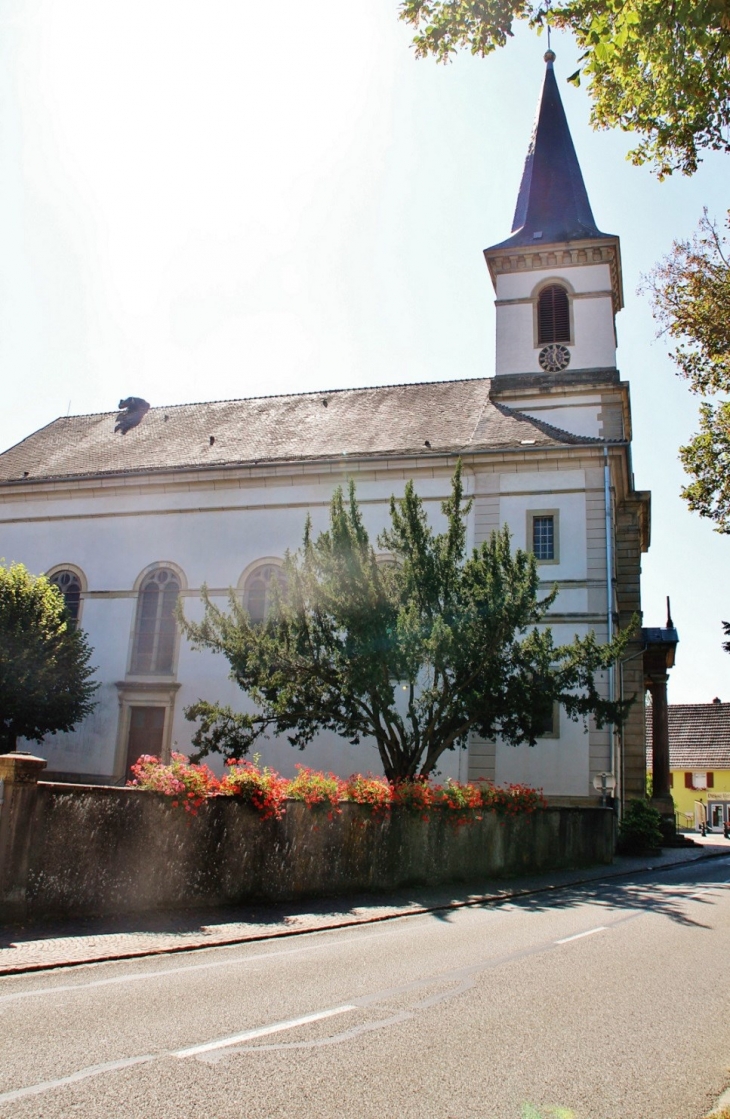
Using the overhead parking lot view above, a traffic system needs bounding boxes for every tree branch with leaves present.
[643,209,730,531]
[0,562,98,752]
[398,0,730,177]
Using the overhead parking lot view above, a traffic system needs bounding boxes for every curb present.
[1,847,727,977]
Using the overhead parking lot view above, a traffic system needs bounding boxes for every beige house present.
[0,54,649,802]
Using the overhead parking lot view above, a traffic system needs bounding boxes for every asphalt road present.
[1,857,730,1119]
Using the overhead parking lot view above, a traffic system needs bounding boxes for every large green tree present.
[398,0,730,178]
[181,466,629,780]
[643,210,730,531]
[0,562,98,752]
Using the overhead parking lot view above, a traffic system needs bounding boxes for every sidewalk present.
[1,840,727,976]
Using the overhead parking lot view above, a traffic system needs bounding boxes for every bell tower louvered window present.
[537,284,570,344]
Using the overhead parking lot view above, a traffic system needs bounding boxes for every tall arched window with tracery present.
[48,569,83,629]
[242,563,285,625]
[131,568,180,675]
[537,284,570,344]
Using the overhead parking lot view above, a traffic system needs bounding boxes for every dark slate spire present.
[490,51,613,250]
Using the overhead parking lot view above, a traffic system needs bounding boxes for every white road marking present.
[174,1004,358,1058]
[555,926,607,944]
[0,928,394,1005]
[0,877,720,1105]
[0,1054,156,1106]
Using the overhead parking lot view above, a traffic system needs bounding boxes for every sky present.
[0,0,727,704]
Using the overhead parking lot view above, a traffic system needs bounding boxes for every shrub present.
[286,765,346,813]
[128,752,219,815]
[127,755,545,826]
[219,759,288,820]
[479,780,547,816]
[344,773,392,813]
[390,778,435,817]
[433,780,483,812]
[0,561,98,751]
[618,798,663,854]
[431,780,484,826]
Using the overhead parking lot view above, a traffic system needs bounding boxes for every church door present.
[126,706,166,775]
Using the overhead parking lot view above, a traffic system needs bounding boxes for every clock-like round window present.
[538,344,571,373]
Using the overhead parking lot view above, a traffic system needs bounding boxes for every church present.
[0,53,649,804]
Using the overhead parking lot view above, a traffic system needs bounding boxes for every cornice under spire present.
[487,52,614,251]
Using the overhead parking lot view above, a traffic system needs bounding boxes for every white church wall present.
[8,463,469,782]
[19,597,136,775]
[497,474,586,577]
[494,715,590,797]
[5,455,604,793]
[496,264,614,302]
[494,620,597,797]
[510,394,604,439]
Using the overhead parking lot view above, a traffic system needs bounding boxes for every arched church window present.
[48,568,83,629]
[537,284,570,344]
[243,563,285,625]
[131,568,180,675]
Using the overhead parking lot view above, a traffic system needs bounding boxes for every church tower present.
[485,49,622,380]
[483,50,625,443]
[472,52,650,805]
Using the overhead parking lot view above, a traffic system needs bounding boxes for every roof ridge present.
[47,376,494,422]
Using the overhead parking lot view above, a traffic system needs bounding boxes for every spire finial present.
[666,596,674,629]
[544,49,556,64]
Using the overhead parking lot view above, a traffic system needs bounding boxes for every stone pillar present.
[643,612,679,844]
[649,673,671,800]
[614,495,650,802]
[646,672,675,842]
[0,752,47,922]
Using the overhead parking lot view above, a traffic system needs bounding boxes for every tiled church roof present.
[646,703,730,770]
[0,377,601,484]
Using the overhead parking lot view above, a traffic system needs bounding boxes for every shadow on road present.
[428,869,729,930]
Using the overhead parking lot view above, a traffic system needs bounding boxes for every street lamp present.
[593,771,617,807]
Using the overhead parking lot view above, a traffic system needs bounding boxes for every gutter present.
[0,439,632,495]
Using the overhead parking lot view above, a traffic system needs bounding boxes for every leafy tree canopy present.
[644,210,730,531]
[181,465,630,780]
[398,0,730,177]
[0,562,98,752]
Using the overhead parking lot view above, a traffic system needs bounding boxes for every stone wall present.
[0,754,615,922]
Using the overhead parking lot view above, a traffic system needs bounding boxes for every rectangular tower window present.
[532,515,554,560]
[527,510,559,564]
[534,701,559,738]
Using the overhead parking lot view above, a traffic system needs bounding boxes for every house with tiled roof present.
[647,701,730,829]
[0,53,650,802]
